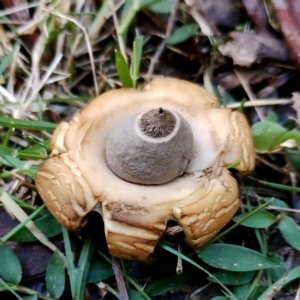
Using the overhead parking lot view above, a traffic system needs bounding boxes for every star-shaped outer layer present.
[35,78,255,260]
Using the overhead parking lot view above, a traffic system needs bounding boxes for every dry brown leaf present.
[187,0,245,30]
[219,31,289,66]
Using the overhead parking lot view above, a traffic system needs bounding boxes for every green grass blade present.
[165,24,199,45]
[131,36,144,88]
[238,98,247,112]
[118,0,139,35]
[3,124,13,147]
[0,41,21,76]
[115,50,134,87]
[75,234,94,300]
[147,0,172,13]
[62,228,76,297]
[0,278,23,300]
[158,242,238,300]
[249,176,300,192]
[1,204,46,242]
[0,116,57,131]
[204,198,273,246]
[9,214,61,242]
[0,145,47,160]
[88,0,110,38]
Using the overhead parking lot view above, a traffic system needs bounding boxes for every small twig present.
[266,206,300,213]
[0,2,44,18]
[226,98,292,108]
[255,155,286,175]
[112,256,129,300]
[176,243,183,274]
[234,68,265,120]
[146,0,178,79]
[290,171,298,206]
[47,7,99,95]
[146,42,165,79]
[25,53,63,106]
[0,192,60,253]
[185,0,216,44]
[110,0,127,63]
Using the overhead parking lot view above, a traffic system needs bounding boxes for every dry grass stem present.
[48,7,99,95]
[226,98,292,108]
[0,192,60,253]
[146,0,178,78]
[234,68,265,120]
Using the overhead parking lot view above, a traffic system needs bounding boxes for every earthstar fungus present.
[35,78,255,260]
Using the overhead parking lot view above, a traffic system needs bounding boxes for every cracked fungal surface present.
[35,77,255,260]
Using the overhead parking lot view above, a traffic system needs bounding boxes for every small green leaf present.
[235,285,267,300]
[252,121,287,151]
[115,50,134,87]
[86,256,113,283]
[233,211,276,228]
[278,215,300,251]
[0,243,22,284]
[198,244,282,271]
[165,24,199,45]
[46,251,65,299]
[9,215,62,242]
[232,283,251,300]
[145,272,192,296]
[148,0,172,13]
[266,111,279,123]
[210,297,230,300]
[280,129,300,145]
[263,197,290,208]
[211,270,255,285]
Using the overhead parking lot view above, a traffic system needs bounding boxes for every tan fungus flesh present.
[35,78,255,260]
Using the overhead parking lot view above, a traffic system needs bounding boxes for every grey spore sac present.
[106,108,194,185]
